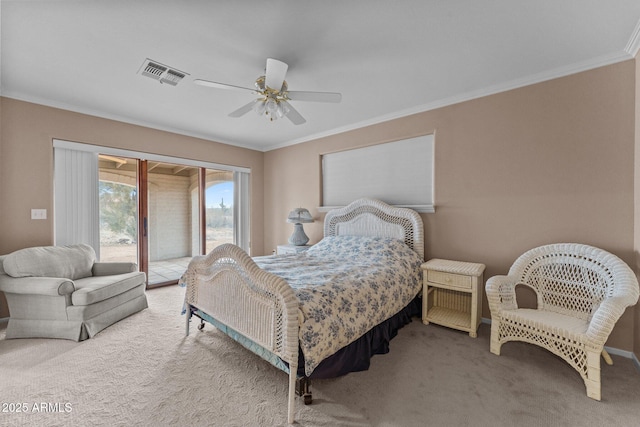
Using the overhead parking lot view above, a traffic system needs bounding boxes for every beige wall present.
[265,60,638,351]
[0,97,265,317]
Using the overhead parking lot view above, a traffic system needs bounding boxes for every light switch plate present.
[31,209,47,220]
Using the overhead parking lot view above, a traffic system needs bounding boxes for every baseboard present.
[632,352,640,373]
[0,317,8,324]
[603,345,633,360]
[481,317,638,370]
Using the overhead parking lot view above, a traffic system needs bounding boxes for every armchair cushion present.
[502,308,589,338]
[3,244,95,280]
[72,272,146,305]
[92,262,137,276]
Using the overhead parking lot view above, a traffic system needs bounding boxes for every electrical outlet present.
[31,209,47,220]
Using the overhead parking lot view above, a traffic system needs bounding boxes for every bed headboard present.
[324,198,425,260]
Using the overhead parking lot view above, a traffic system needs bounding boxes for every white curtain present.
[233,171,251,254]
[53,145,100,258]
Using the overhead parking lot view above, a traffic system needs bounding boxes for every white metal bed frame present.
[182,198,424,424]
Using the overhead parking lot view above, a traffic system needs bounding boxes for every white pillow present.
[3,244,96,280]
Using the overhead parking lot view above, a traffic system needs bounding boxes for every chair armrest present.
[0,275,75,296]
[586,296,633,346]
[485,275,520,313]
[92,262,138,276]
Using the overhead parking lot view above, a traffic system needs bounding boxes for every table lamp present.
[287,207,314,246]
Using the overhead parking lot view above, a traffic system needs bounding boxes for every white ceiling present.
[1,1,639,152]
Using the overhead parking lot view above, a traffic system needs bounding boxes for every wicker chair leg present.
[601,349,613,366]
[585,349,602,401]
[489,321,502,355]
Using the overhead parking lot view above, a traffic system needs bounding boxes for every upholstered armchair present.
[0,244,148,341]
[486,243,639,401]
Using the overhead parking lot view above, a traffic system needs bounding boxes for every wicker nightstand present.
[276,244,312,255]
[421,259,485,338]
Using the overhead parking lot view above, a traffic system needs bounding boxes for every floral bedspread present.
[254,236,422,376]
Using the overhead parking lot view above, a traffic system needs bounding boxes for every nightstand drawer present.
[427,270,472,290]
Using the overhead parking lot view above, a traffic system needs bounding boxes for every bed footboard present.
[182,243,300,424]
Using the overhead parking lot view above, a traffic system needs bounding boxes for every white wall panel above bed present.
[321,134,435,212]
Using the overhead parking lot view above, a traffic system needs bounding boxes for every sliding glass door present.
[54,139,251,288]
[98,155,139,264]
[100,159,244,286]
[145,161,201,286]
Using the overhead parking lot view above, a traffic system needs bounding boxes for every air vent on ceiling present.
[138,58,188,86]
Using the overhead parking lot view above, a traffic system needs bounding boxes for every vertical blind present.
[53,146,101,256]
[321,134,435,212]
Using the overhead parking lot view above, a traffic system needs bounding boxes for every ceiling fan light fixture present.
[250,75,294,121]
[253,98,267,115]
[196,58,340,125]
[266,98,278,113]
[260,97,285,121]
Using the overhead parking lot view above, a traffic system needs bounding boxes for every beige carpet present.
[1,285,640,427]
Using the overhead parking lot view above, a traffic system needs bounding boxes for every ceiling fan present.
[194,58,342,125]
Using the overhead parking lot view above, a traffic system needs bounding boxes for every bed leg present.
[296,376,313,405]
[288,368,296,425]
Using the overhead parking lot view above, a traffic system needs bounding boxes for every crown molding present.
[625,17,640,57]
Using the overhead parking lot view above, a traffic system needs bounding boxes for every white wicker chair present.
[486,243,639,401]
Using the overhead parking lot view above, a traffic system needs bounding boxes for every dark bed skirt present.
[298,296,421,379]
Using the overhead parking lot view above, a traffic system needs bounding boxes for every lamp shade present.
[287,208,314,224]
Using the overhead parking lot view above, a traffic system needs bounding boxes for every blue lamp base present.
[288,223,309,246]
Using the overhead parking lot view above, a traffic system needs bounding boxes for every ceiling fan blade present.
[229,100,258,117]
[265,58,288,91]
[194,79,255,92]
[282,101,306,125]
[287,90,342,103]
